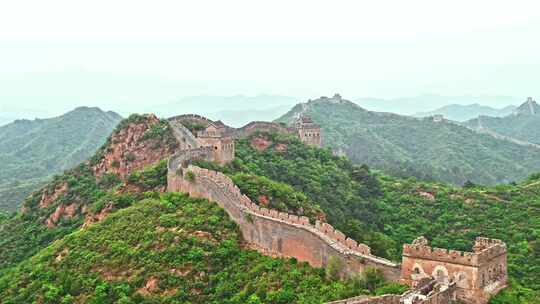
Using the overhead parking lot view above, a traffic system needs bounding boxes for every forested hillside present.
[196,132,539,303]
[277,96,540,186]
[464,99,540,145]
[1,114,538,303]
[0,107,122,212]
[414,103,516,122]
[0,115,402,303]
[1,193,399,303]
[0,114,180,271]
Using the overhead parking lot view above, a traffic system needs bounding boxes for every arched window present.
[413,267,420,274]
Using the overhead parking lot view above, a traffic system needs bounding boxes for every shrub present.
[325,256,344,281]
[185,171,196,182]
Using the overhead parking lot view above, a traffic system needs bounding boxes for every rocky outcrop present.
[92,114,177,179]
[46,203,79,228]
[38,183,68,209]
[83,202,114,228]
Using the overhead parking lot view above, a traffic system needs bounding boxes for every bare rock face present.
[46,203,79,228]
[92,114,177,179]
[38,183,68,209]
[83,202,114,228]
[250,136,273,151]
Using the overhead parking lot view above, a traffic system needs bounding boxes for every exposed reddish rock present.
[250,136,272,151]
[137,277,159,295]
[257,195,270,206]
[92,114,176,179]
[55,248,69,263]
[46,203,79,228]
[38,183,68,209]
[83,202,114,228]
[275,143,288,153]
[193,230,216,243]
[418,191,436,201]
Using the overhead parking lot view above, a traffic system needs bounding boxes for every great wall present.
[165,113,508,304]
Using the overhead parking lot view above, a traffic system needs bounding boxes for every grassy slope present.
[277,100,540,186]
[0,107,122,212]
[0,193,403,304]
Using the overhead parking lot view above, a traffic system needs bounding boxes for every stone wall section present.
[167,162,401,281]
[326,295,400,304]
[234,121,295,139]
[168,119,199,150]
[169,114,216,128]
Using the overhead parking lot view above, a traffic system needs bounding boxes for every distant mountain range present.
[414,104,517,122]
[355,95,520,116]
[463,97,540,145]
[0,107,122,212]
[278,94,540,186]
[152,94,298,127]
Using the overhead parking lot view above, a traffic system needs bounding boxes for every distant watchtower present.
[196,121,235,165]
[295,115,322,147]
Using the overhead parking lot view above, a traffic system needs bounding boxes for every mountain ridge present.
[277,95,540,186]
[414,103,517,122]
[463,97,540,146]
[0,107,122,212]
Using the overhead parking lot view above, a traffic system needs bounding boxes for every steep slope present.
[0,194,384,303]
[277,95,540,186]
[200,132,539,302]
[0,114,178,270]
[414,104,516,122]
[464,98,540,145]
[0,107,122,212]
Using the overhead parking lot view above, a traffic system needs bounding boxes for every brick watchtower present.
[196,121,235,165]
[401,236,507,304]
[295,115,322,147]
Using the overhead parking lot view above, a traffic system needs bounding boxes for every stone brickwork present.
[167,162,401,281]
[169,114,216,129]
[168,115,234,165]
[234,121,295,139]
[326,295,400,304]
[401,237,507,304]
[295,115,322,147]
[331,279,457,304]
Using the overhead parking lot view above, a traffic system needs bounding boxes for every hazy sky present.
[1,0,540,117]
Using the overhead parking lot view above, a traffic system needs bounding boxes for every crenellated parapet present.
[402,237,507,268]
[402,243,478,267]
[401,236,507,304]
[169,114,216,128]
[234,121,295,139]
